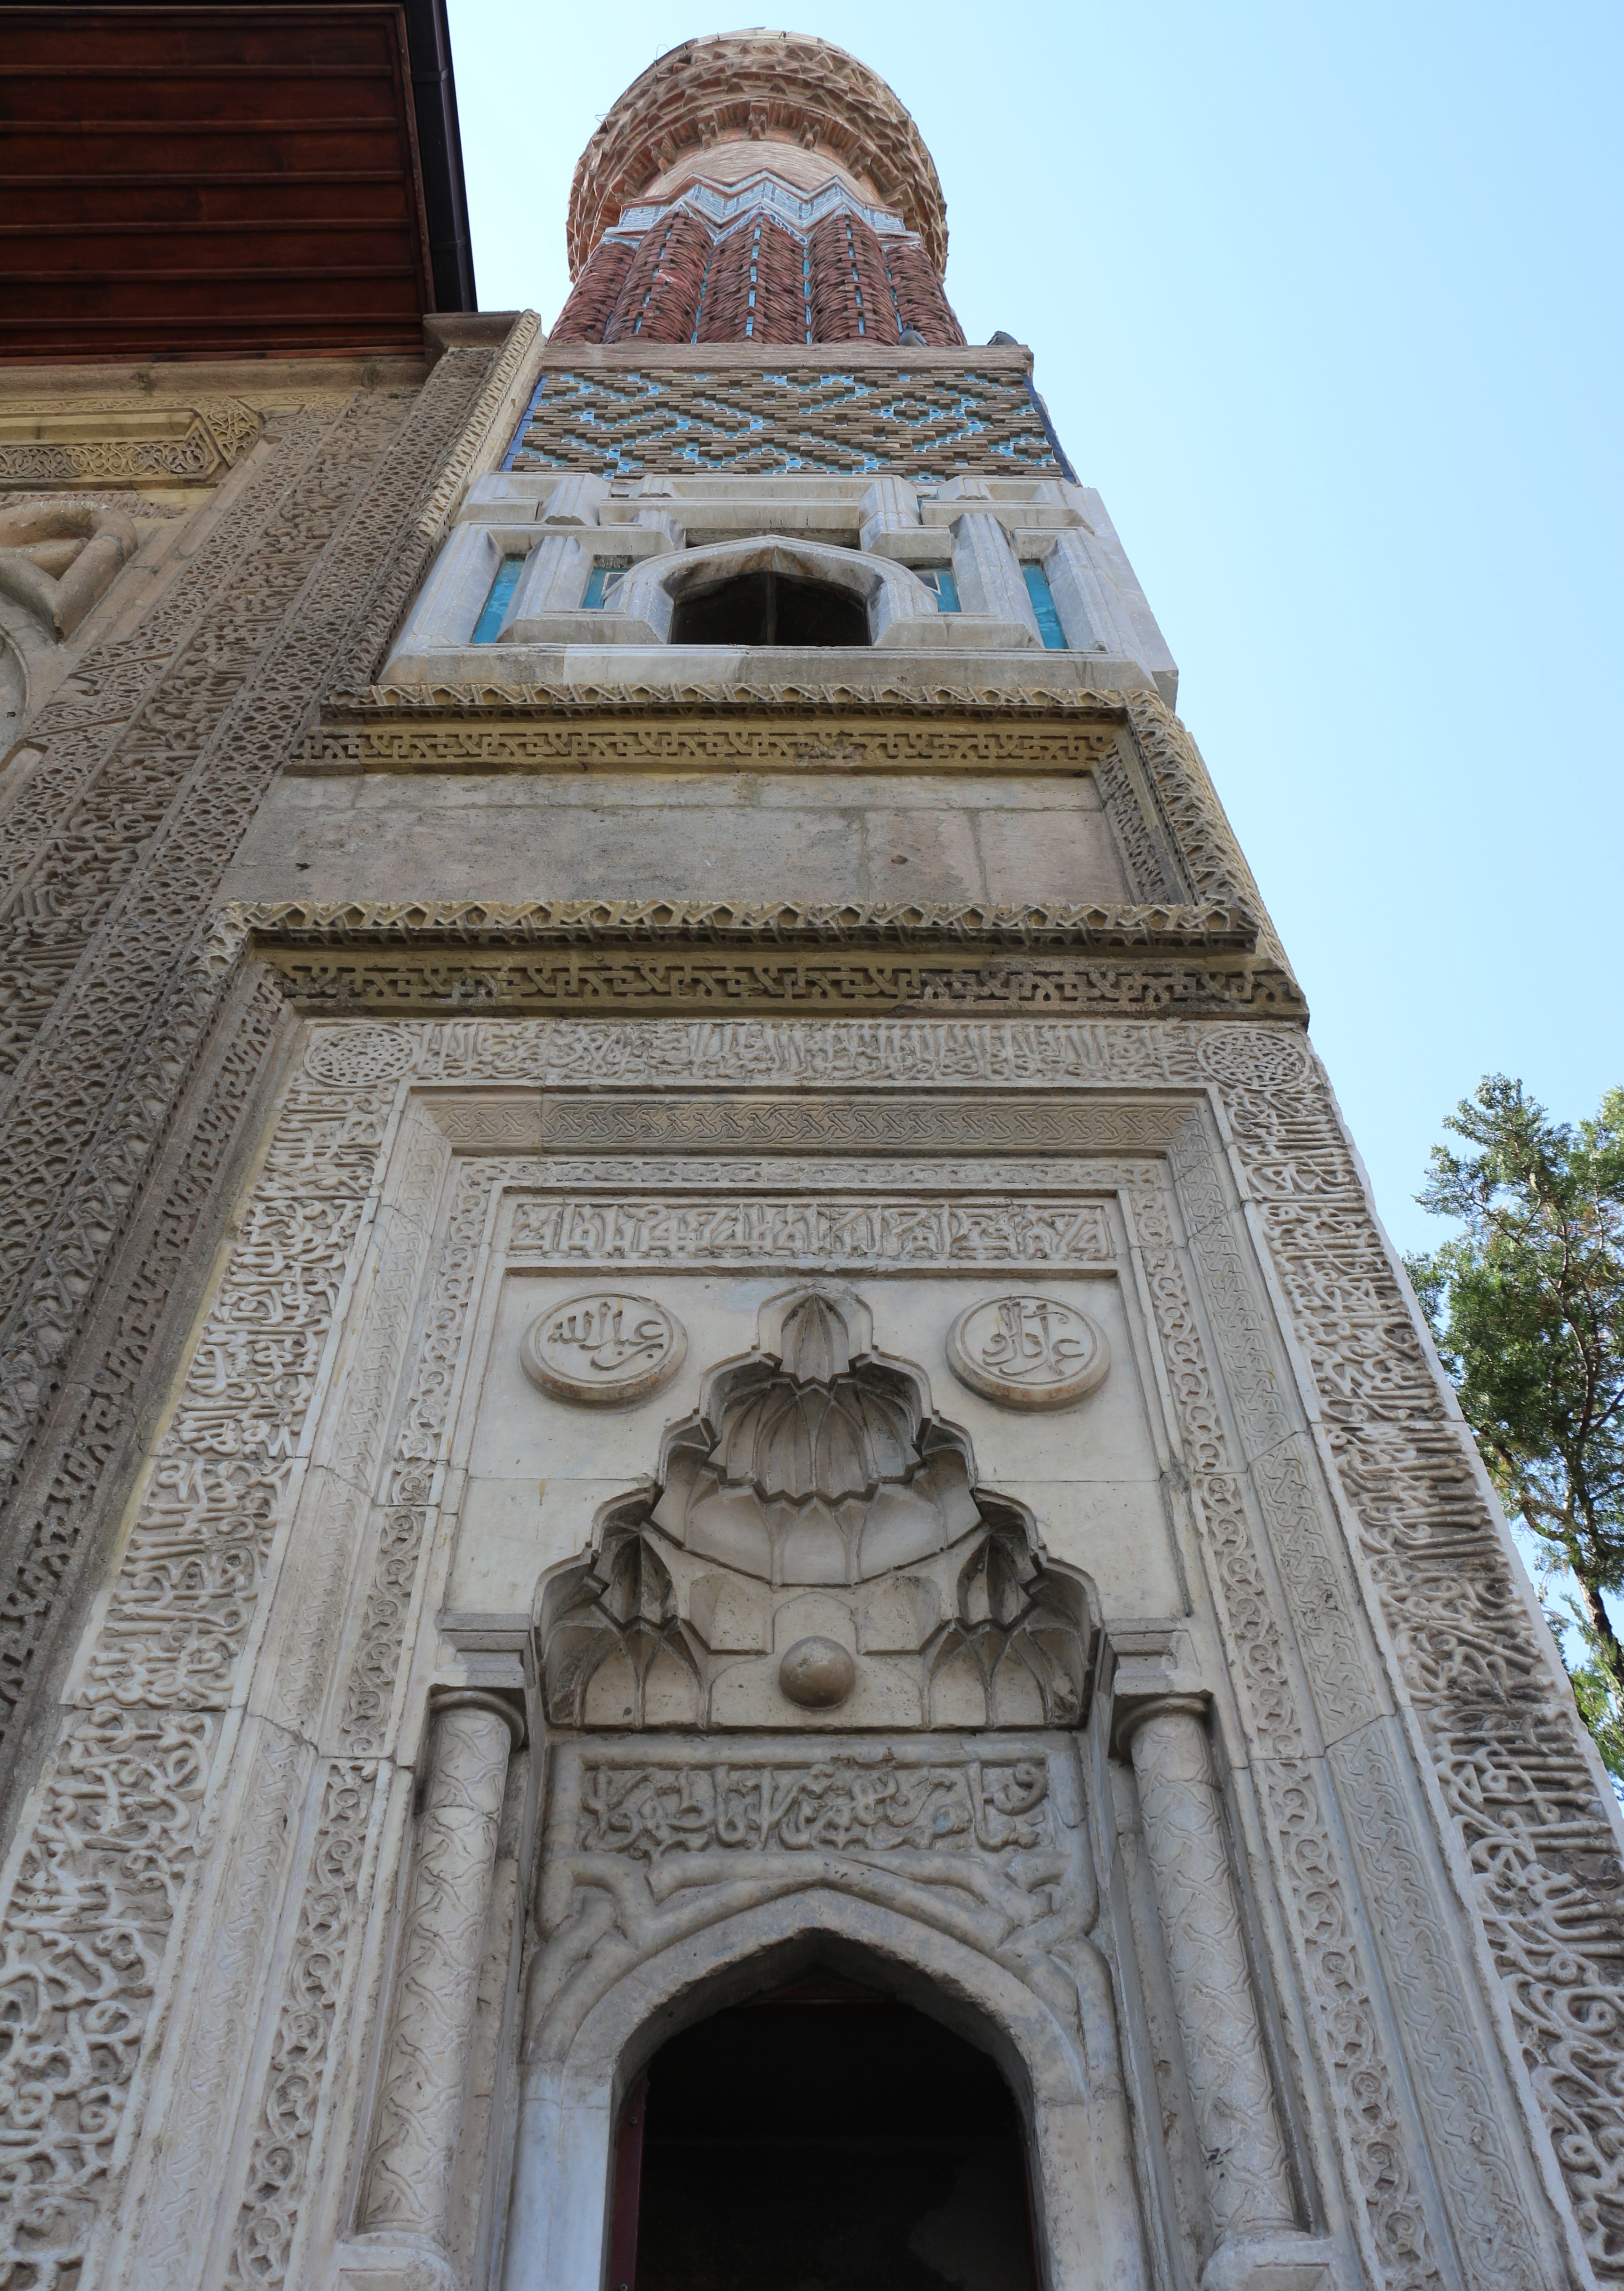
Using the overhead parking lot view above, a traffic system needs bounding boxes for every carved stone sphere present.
[778,1636,856,1708]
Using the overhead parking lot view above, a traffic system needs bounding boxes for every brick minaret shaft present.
[550,32,966,346]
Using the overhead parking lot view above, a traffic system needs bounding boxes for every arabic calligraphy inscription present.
[946,1294,1110,1409]
[520,1291,687,1405]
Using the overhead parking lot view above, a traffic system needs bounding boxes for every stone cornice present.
[332,681,1126,716]
[203,896,1301,1022]
[535,343,1033,375]
[208,896,1257,958]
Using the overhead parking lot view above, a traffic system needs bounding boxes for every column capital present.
[1104,1618,1208,1758]
[429,1685,527,1749]
[1113,1690,1211,1760]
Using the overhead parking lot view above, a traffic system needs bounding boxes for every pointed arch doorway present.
[609,1969,1040,2291]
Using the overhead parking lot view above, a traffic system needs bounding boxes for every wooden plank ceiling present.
[0,5,440,361]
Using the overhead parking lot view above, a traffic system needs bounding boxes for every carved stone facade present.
[0,31,1619,2291]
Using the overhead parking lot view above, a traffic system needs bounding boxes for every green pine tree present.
[1405,1078,1624,1784]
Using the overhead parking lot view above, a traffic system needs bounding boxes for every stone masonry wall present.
[0,321,539,1831]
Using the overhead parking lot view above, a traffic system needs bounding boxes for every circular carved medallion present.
[303,1025,417,1087]
[520,1292,686,1406]
[1196,1027,1310,1090]
[778,1637,856,1708]
[946,1294,1109,1410]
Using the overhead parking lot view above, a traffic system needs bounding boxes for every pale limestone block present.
[391,522,526,651]
[1067,483,1181,705]
[357,1696,520,2266]
[537,472,610,527]
[449,1477,546,1612]
[501,532,589,632]
[632,505,686,550]
[858,473,921,553]
[971,798,1134,904]
[948,509,1042,644]
[1044,527,1148,661]
[1123,1700,1311,2280]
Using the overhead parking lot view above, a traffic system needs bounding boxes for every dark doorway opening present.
[670,569,870,647]
[614,1972,1040,2291]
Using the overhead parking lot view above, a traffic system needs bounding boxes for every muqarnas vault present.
[0,28,1621,2291]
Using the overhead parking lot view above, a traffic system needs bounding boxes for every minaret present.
[551,32,963,348]
[0,30,1616,2291]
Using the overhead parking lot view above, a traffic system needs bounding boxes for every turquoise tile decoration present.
[502,369,1067,478]
[471,555,524,643]
[582,557,632,609]
[1022,560,1067,648]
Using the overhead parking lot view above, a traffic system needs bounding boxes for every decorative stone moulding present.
[520,1290,686,1405]
[0,396,262,488]
[0,500,137,639]
[601,532,1035,652]
[946,1293,1110,1409]
[537,1285,1098,1731]
[566,32,950,276]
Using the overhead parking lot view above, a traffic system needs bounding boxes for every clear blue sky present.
[448,0,1622,1257]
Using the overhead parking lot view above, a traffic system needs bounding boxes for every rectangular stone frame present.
[0,1013,1607,2291]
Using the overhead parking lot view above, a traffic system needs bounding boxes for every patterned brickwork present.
[559,204,960,346]
[601,209,712,344]
[506,364,1063,477]
[550,239,635,344]
[884,237,966,346]
[697,218,808,345]
[808,208,897,342]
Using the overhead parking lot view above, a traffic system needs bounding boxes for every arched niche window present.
[670,567,869,647]
[611,535,941,651]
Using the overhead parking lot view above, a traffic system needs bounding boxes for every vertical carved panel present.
[225,1760,379,2290]
[0,337,517,1822]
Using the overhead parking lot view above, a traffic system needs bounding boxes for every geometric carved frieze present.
[252,946,1304,1020]
[212,893,1300,1022]
[0,397,262,491]
[302,692,1129,776]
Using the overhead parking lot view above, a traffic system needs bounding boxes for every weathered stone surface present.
[0,33,1616,2291]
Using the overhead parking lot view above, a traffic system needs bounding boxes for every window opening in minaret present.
[471,554,523,643]
[670,568,870,647]
[613,1972,1040,2291]
[844,213,867,335]
[744,222,762,338]
[582,558,632,610]
[1022,561,1068,648]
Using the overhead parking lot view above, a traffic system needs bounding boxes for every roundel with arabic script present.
[945,1294,1110,1411]
[520,1292,687,1406]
